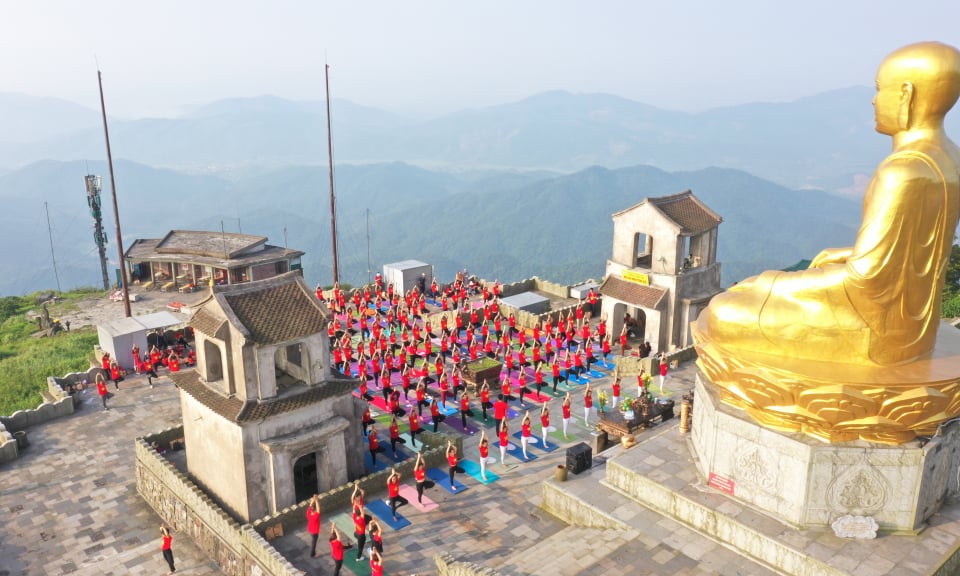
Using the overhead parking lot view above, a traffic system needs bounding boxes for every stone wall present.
[0,396,76,433]
[0,423,17,463]
[135,427,301,576]
[136,425,460,576]
[435,553,504,576]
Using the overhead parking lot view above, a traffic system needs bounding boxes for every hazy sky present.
[2,0,959,118]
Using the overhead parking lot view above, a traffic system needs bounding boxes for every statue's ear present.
[898,81,915,130]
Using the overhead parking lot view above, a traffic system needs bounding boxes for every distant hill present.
[0,159,862,297]
[0,88,903,194]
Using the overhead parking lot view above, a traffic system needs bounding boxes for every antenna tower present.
[85,174,111,290]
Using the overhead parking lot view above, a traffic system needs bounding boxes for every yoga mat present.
[398,484,438,513]
[425,467,468,494]
[549,427,578,443]
[466,407,519,429]
[512,430,558,453]
[460,459,499,484]
[441,413,480,436]
[366,499,411,530]
[427,396,460,417]
[505,441,538,461]
[366,450,390,472]
[586,369,607,379]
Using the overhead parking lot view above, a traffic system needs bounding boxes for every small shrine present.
[599,190,723,355]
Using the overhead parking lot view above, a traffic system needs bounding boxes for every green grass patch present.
[0,289,101,415]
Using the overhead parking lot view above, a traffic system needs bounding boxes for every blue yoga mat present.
[366,450,390,472]
[425,467,468,493]
[427,396,460,417]
[366,499,411,530]
[512,430,558,453]
[460,459,499,484]
[505,441,538,461]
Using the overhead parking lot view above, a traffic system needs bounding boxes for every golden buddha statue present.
[692,42,960,445]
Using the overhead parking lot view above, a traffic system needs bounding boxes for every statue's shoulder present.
[877,145,949,182]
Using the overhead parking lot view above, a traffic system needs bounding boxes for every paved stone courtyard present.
[1,360,779,576]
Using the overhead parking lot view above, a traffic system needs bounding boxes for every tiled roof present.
[236,378,357,422]
[190,308,227,339]
[172,369,358,423]
[171,370,244,421]
[600,275,668,309]
[222,277,328,345]
[649,191,722,234]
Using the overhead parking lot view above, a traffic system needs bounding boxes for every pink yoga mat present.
[399,484,438,513]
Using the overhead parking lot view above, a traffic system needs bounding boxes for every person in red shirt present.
[498,420,510,467]
[459,391,474,428]
[659,354,669,394]
[540,404,556,449]
[361,407,374,437]
[446,441,463,491]
[415,382,428,417]
[612,378,622,412]
[520,411,535,460]
[413,452,428,504]
[370,548,383,576]
[101,352,111,373]
[168,352,181,374]
[109,360,123,390]
[562,393,572,439]
[369,518,384,554]
[408,410,423,448]
[160,524,175,574]
[387,468,407,520]
[430,396,445,433]
[493,394,508,434]
[478,430,496,481]
[619,325,629,357]
[389,416,406,458]
[329,524,345,576]
[306,494,321,557]
[352,504,369,561]
[368,427,384,467]
[480,381,492,421]
[583,384,594,426]
[96,375,109,411]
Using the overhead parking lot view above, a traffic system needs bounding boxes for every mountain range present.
[0,87,897,194]
[0,158,862,296]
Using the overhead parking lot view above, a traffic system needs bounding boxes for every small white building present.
[600,190,723,355]
[96,311,185,370]
[383,260,432,294]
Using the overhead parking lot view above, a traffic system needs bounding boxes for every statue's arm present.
[810,247,853,268]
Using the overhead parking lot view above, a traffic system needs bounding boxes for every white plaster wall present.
[181,394,250,521]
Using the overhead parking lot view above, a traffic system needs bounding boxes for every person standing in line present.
[520,411,536,460]
[493,394,508,434]
[446,441,463,491]
[370,548,384,576]
[386,468,407,521]
[562,393,572,439]
[306,494,321,557]
[498,420,510,467]
[329,524,345,576]
[583,384,594,426]
[480,381,492,421]
[352,503,369,561]
[478,430,496,481]
[368,426,384,467]
[160,524,176,575]
[369,518,384,555]
[429,396,446,432]
[459,390,474,429]
[408,409,423,448]
[97,374,109,411]
[413,452,427,504]
[659,354,669,394]
[540,403,556,449]
[612,378,621,413]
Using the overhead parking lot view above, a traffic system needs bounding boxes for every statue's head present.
[873,41,960,135]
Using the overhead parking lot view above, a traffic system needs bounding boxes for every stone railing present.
[135,426,272,576]
[136,425,460,576]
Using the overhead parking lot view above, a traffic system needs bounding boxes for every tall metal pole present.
[85,175,111,290]
[44,202,62,294]
[98,70,131,317]
[366,208,371,284]
[325,64,340,285]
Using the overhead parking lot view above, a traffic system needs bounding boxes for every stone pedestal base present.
[691,374,960,532]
